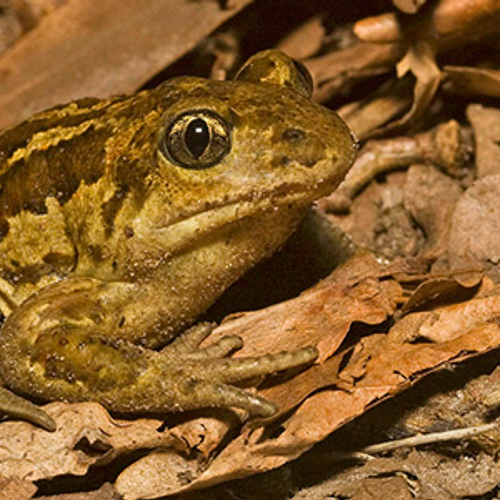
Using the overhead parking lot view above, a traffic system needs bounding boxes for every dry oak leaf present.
[0,402,175,482]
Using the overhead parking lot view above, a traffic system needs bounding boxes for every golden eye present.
[161,110,231,169]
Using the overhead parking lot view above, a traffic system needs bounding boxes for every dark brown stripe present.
[0,123,108,223]
[0,97,117,166]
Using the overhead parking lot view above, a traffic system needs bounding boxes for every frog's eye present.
[161,110,231,169]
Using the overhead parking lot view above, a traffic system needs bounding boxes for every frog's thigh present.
[0,276,147,405]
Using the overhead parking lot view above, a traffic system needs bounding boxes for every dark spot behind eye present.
[283,128,306,143]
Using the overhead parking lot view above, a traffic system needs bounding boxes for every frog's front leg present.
[0,277,317,427]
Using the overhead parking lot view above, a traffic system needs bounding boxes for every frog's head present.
[156,50,355,206]
[132,50,356,252]
[109,49,356,295]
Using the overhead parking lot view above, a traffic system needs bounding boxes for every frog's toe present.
[163,323,215,355]
[0,386,56,431]
[193,345,318,384]
[183,335,243,360]
[179,380,278,417]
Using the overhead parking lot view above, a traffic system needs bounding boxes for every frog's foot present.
[156,322,317,416]
[154,343,318,417]
[0,386,56,431]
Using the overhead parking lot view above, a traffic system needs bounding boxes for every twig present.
[311,422,498,464]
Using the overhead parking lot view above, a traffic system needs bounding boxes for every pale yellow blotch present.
[27,100,109,122]
[6,121,98,170]
[0,197,75,313]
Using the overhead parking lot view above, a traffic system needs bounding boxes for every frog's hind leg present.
[0,276,318,425]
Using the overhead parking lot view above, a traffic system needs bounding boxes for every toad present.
[0,50,356,430]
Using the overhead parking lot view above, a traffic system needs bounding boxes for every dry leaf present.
[114,261,500,499]
[353,12,403,44]
[37,483,119,500]
[0,475,36,500]
[0,0,252,129]
[306,41,404,104]
[393,0,428,14]
[292,450,500,500]
[401,274,480,314]
[277,15,325,60]
[400,365,500,454]
[445,66,500,99]
[379,40,442,136]
[0,402,174,482]
[339,79,413,139]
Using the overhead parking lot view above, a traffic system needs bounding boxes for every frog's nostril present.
[282,128,306,143]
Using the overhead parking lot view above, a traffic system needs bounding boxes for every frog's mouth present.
[147,172,341,257]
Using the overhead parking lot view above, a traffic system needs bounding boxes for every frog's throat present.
[140,178,335,260]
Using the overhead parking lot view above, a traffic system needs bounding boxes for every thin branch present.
[312,422,498,464]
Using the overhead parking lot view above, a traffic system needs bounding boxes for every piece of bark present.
[448,175,500,283]
[467,104,500,178]
[0,0,252,130]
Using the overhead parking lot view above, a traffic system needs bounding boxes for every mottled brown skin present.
[0,50,356,430]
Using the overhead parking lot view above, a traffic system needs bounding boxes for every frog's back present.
[0,96,139,312]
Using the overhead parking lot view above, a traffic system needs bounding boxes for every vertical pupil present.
[185,118,210,158]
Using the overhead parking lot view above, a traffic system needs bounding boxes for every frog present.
[0,50,356,431]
